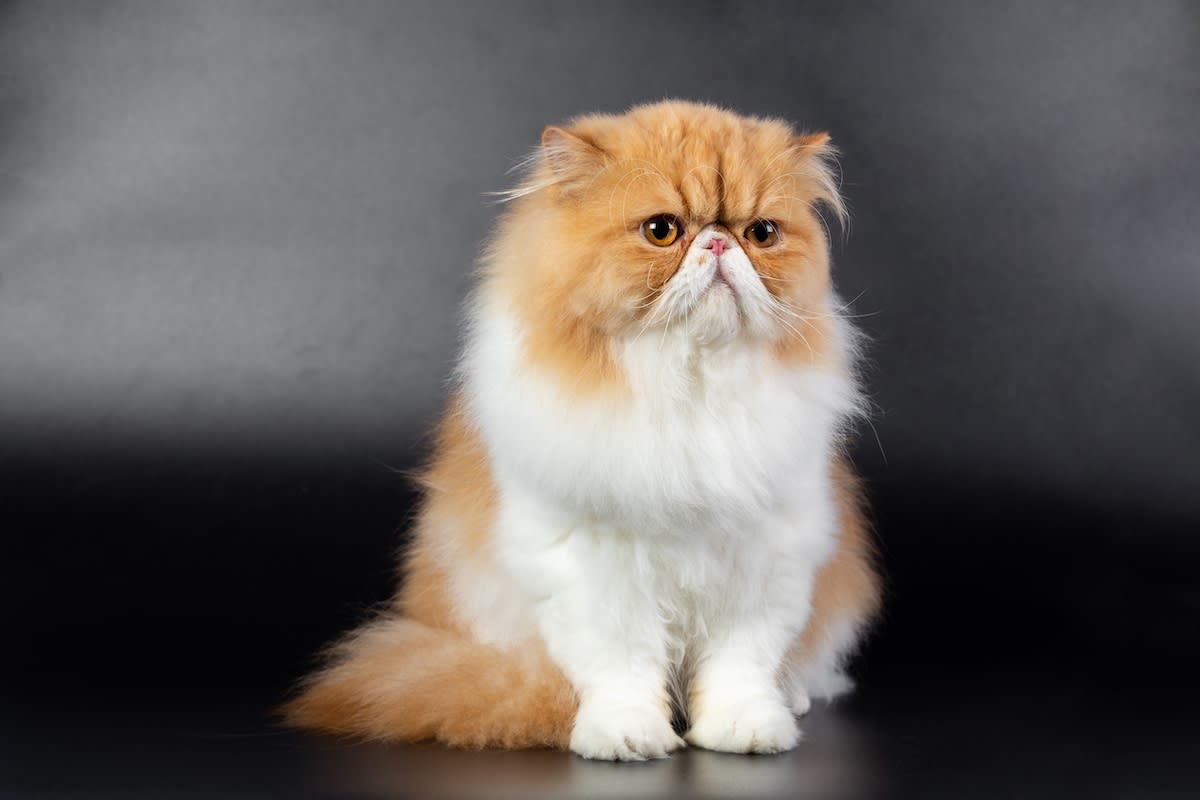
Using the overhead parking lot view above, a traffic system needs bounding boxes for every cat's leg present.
[780,590,876,715]
[781,462,881,717]
[684,606,809,753]
[685,533,822,754]
[549,573,684,762]
[495,495,683,761]
[781,616,860,718]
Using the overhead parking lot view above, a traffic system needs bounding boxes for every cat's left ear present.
[541,126,605,190]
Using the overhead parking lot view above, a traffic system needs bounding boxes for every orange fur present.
[397,396,494,631]
[284,617,577,749]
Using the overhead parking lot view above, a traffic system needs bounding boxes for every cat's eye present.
[641,215,682,247]
[745,220,780,248]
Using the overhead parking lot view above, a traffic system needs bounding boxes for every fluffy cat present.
[286,100,881,760]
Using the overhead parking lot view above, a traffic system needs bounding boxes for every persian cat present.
[287,101,880,760]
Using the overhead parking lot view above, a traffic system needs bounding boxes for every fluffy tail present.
[283,615,578,750]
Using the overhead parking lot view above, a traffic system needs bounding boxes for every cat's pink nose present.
[706,237,727,257]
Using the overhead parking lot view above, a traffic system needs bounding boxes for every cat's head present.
[484,101,847,387]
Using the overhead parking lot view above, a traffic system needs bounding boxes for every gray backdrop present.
[3,1,1198,519]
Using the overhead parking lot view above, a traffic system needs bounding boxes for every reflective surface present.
[6,666,1198,799]
[5,459,1198,798]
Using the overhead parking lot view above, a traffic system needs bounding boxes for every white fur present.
[783,613,862,710]
[434,510,537,648]
[451,229,864,759]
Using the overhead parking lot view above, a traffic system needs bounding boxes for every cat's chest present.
[471,324,846,533]
[617,349,798,480]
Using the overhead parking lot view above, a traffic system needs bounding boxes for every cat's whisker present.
[630,292,663,311]
[863,415,889,466]
[767,302,821,336]
[803,309,880,321]
[645,258,660,292]
[757,147,796,179]
[766,307,815,359]
[758,160,848,229]
[631,313,656,347]
[657,295,682,353]
[608,169,650,225]
[619,168,672,229]
[622,158,674,186]
[816,212,833,251]
[486,178,558,204]
[769,298,879,326]
[794,292,879,321]
[609,168,666,228]
[760,170,815,190]
[767,298,810,318]
[505,147,544,176]
[831,289,869,312]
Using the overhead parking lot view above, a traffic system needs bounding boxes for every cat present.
[285,100,881,760]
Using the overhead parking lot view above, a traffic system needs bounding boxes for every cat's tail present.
[283,615,578,749]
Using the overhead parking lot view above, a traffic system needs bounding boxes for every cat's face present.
[488,102,846,384]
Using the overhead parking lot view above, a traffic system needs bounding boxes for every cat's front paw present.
[686,699,800,754]
[570,702,685,761]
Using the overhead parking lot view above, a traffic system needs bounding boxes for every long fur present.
[286,101,881,759]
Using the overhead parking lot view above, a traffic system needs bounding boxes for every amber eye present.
[641,215,682,247]
[745,220,780,248]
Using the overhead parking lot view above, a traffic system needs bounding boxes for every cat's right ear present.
[540,126,605,190]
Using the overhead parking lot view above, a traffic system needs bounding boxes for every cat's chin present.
[681,287,743,346]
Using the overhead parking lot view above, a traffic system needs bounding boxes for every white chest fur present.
[462,298,858,537]
[451,297,860,658]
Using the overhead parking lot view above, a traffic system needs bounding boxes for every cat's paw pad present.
[686,700,800,754]
[570,703,685,761]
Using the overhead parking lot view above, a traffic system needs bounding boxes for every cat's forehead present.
[577,104,800,221]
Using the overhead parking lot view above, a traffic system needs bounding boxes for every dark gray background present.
[4,0,1197,516]
[5,3,1200,797]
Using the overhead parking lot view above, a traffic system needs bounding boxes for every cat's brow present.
[678,162,727,223]
[607,163,675,228]
[609,160,681,225]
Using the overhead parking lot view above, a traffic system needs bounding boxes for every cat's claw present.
[570,703,685,761]
[686,700,800,754]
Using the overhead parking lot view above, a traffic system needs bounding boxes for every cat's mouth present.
[709,263,735,291]
[645,229,759,344]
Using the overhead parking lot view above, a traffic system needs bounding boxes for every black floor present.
[5,454,1199,798]
[6,661,1198,799]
